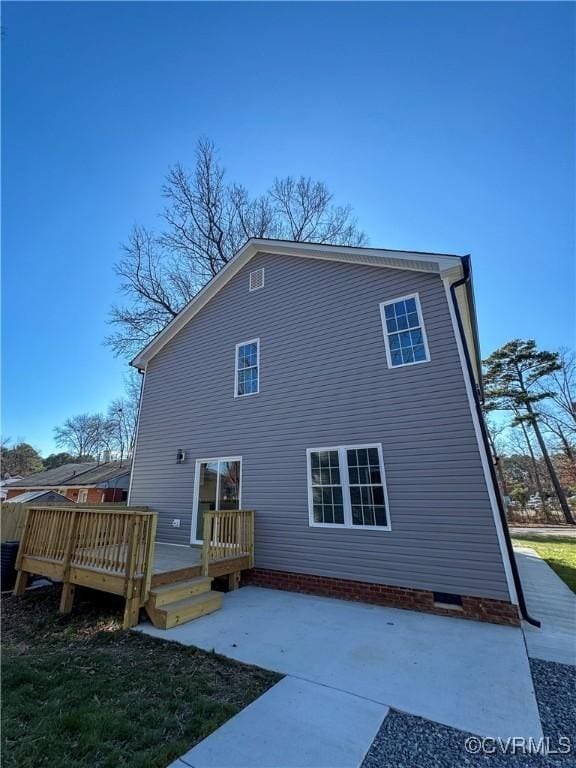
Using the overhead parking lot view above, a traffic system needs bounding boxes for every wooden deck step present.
[148,576,212,608]
[146,591,223,630]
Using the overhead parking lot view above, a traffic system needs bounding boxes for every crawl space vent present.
[433,592,463,610]
[249,268,265,292]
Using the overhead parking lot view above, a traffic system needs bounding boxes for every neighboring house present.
[6,490,71,505]
[128,238,524,626]
[0,476,23,500]
[5,462,131,504]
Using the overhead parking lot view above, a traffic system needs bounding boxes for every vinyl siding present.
[130,251,511,601]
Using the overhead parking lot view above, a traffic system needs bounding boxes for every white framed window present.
[77,489,88,503]
[249,268,265,291]
[380,293,430,368]
[234,338,260,397]
[306,444,390,530]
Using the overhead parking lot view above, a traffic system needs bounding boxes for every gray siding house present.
[129,239,522,625]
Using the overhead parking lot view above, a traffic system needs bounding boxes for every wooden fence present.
[201,509,254,578]
[14,505,157,628]
[1,502,28,543]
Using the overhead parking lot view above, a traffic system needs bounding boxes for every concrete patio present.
[138,586,542,741]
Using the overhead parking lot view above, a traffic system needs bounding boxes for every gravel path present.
[361,659,576,767]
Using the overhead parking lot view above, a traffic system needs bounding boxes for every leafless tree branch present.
[107,137,367,356]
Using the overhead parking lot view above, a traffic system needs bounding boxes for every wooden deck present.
[151,543,251,588]
[13,507,255,628]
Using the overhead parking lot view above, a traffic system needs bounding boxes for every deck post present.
[141,513,158,604]
[248,510,255,568]
[227,571,241,590]
[13,571,29,596]
[122,514,141,629]
[201,512,212,577]
[123,591,141,629]
[59,583,76,614]
[12,506,32,596]
[59,509,80,615]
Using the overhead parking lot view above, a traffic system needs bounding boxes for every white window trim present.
[191,455,243,544]
[379,292,431,369]
[234,338,260,398]
[77,489,88,503]
[306,443,391,531]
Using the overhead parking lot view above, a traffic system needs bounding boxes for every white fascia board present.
[451,281,481,390]
[131,239,464,370]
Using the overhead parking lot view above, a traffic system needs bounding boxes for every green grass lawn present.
[2,585,280,768]
[512,535,576,593]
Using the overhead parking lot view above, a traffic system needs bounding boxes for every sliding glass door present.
[193,457,241,542]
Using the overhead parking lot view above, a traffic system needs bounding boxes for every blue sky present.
[2,2,574,456]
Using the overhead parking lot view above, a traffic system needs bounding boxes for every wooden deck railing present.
[201,509,254,577]
[13,505,157,628]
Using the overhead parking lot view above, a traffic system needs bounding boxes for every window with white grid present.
[380,293,430,368]
[307,444,390,530]
[234,339,260,397]
[309,449,344,525]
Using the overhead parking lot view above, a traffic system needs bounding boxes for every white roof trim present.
[131,238,464,370]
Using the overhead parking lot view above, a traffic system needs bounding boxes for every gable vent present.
[249,268,265,292]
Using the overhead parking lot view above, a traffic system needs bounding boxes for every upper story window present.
[235,339,260,397]
[307,444,390,530]
[380,293,430,368]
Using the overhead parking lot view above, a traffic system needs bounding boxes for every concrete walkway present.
[170,677,388,768]
[138,587,542,742]
[514,548,576,666]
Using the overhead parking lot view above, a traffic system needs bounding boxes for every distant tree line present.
[52,371,141,465]
[484,342,576,524]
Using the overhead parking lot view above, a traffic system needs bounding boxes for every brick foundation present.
[241,568,520,626]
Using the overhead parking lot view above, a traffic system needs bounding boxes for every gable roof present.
[0,476,23,486]
[66,462,131,487]
[7,490,71,505]
[131,238,467,372]
[8,461,131,489]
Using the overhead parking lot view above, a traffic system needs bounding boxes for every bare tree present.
[53,373,142,465]
[538,406,576,464]
[484,415,509,496]
[545,347,576,432]
[107,371,141,462]
[513,411,551,518]
[107,138,367,357]
[54,414,101,458]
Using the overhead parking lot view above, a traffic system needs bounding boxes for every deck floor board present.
[153,543,202,574]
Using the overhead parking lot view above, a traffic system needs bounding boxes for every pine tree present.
[484,339,575,524]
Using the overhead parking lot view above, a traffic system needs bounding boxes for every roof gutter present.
[449,256,540,628]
